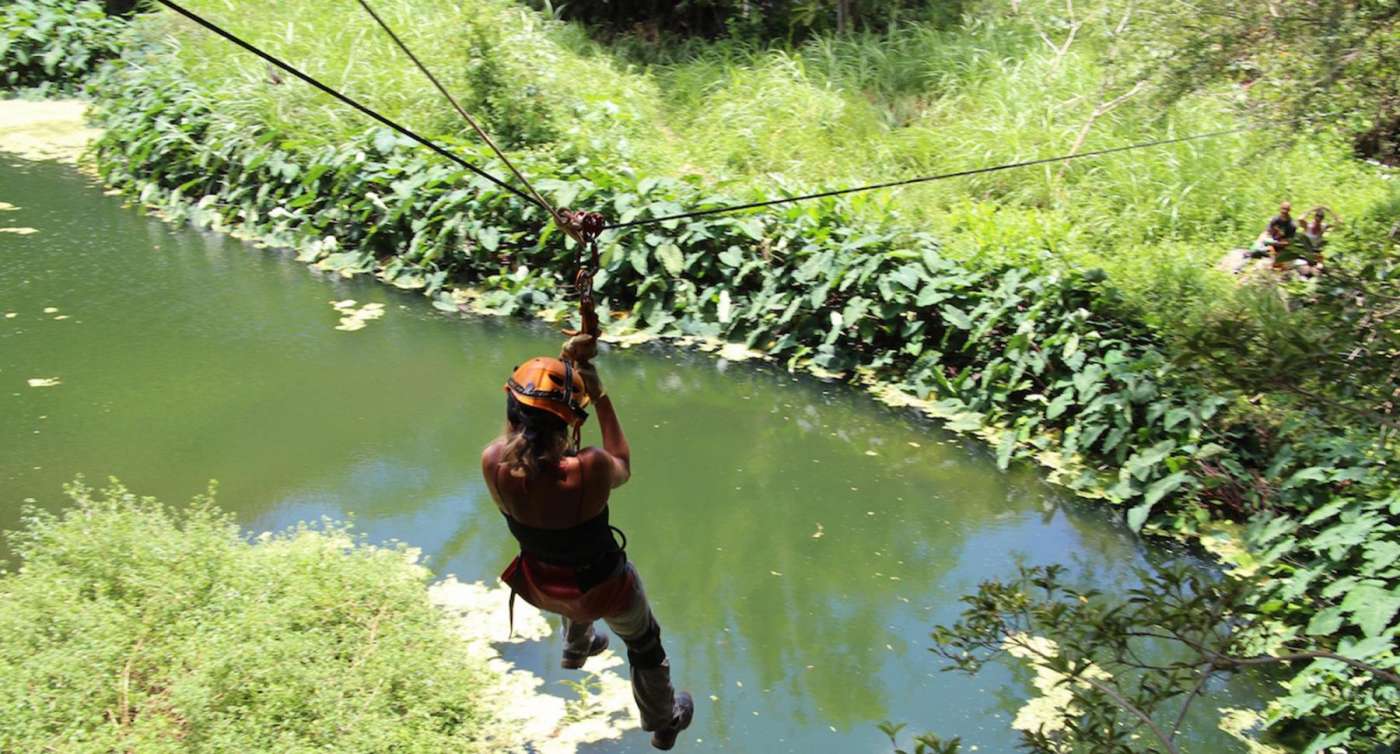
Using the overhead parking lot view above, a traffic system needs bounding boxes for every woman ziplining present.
[344,3,698,747]
[480,335,695,750]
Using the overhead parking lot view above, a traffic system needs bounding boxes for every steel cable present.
[603,127,1250,231]
[151,0,541,208]
[352,0,565,229]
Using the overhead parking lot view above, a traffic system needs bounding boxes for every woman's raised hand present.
[560,333,598,363]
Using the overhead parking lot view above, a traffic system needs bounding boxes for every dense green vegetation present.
[0,0,126,94]
[3,0,1397,750]
[0,480,503,753]
[126,0,1396,333]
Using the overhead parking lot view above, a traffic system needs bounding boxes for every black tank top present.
[504,508,621,566]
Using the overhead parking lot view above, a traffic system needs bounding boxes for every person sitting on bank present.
[481,337,695,750]
[1248,201,1298,267]
[1301,207,1329,251]
[1288,207,1331,277]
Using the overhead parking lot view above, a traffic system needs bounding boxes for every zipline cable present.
[151,0,541,209]
[603,126,1249,231]
[352,0,566,232]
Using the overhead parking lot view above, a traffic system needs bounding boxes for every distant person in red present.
[481,336,694,750]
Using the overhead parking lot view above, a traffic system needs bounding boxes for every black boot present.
[649,691,694,750]
[561,633,609,669]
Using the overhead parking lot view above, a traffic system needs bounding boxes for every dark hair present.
[498,394,569,478]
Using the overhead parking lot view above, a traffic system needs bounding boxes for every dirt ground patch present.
[0,100,100,163]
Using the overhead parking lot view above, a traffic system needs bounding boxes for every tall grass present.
[141,0,1394,327]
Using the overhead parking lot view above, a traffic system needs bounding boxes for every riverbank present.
[0,99,98,163]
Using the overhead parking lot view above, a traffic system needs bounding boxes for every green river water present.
[0,155,1262,752]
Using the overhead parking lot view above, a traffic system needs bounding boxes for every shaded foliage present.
[1125,0,1400,163]
[522,0,963,41]
[1172,229,1400,433]
[923,562,1399,752]
[0,0,127,94]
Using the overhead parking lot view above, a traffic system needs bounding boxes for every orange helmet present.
[505,357,590,427]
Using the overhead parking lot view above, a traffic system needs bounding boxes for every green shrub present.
[0,480,502,753]
[0,0,127,94]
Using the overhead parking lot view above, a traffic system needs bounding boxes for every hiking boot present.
[649,691,694,750]
[561,633,609,669]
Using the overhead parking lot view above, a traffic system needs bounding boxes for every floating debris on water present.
[53,315,69,320]
[0,202,17,211]
[27,378,61,388]
[426,577,638,751]
[330,300,385,332]
[811,522,824,539]
[1,227,37,235]
[864,450,879,456]
[4,312,15,319]
[42,307,58,314]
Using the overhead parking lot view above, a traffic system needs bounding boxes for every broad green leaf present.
[1163,407,1194,432]
[1126,501,1154,532]
[996,431,1016,471]
[1337,635,1393,660]
[1124,441,1176,481]
[1142,471,1190,507]
[629,246,650,276]
[1340,584,1400,637]
[656,243,684,276]
[1046,391,1074,420]
[1284,466,1330,488]
[941,305,973,330]
[1302,729,1353,754]
[1305,606,1344,636]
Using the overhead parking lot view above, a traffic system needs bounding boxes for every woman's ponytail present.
[498,395,569,478]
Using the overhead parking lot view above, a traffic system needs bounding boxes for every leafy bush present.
[0,480,502,753]
[0,0,127,94]
[923,560,1399,753]
[1242,489,1400,748]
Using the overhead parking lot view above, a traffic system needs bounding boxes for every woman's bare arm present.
[592,395,631,488]
[480,443,504,506]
